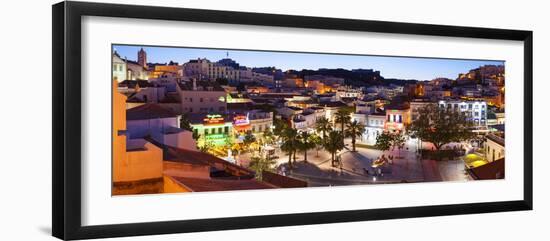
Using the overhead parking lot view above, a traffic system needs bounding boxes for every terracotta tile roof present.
[261,171,308,188]
[172,177,275,192]
[151,142,255,177]
[468,158,505,180]
[126,104,178,120]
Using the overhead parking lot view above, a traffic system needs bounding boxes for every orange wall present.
[163,161,211,179]
[112,80,128,182]
[118,143,163,182]
[112,79,164,183]
[163,175,191,193]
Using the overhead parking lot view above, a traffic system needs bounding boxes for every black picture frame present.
[52,1,533,240]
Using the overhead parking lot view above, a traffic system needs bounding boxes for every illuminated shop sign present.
[204,114,225,125]
[233,113,250,127]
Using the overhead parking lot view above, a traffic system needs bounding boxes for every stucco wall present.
[162,131,198,151]
[163,161,210,179]
[114,142,163,182]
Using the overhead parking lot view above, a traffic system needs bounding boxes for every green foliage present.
[297,131,317,162]
[407,103,476,150]
[315,117,332,144]
[262,128,274,145]
[280,127,299,168]
[198,141,213,153]
[192,132,201,141]
[273,118,288,137]
[375,131,406,153]
[324,130,345,167]
[334,108,352,133]
[375,132,394,152]
[179,114,193,131]
[248,156,276,181]
[242,131,257,153]
[243,131,257,146]
[345,120,366,152]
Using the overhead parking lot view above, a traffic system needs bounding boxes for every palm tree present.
[334,109,351,140]
[179,114,193,131]
[315,117,332,144]
[298,131,316,163]
[248,156,276,181]
[310,134,323,157]
[243,130,257,153]
[324,130,345,167]
[345,120,366,152]
[280,127,299,168]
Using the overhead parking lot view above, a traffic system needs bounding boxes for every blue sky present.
[113,44,504,80]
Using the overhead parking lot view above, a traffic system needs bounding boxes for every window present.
[218,127,222,134]
[224,126,229,133]
[189,98,193,102]
[205,129,209,135]
[200,98,203,102]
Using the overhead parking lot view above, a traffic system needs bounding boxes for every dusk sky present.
[113,45,504,80]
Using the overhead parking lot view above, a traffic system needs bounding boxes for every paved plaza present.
[238,137,471,187]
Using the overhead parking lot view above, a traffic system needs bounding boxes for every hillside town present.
[112,47,505,195]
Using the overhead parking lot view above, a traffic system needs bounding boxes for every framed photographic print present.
[52,1,533,240]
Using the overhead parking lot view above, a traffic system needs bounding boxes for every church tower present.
[137,48,147,68]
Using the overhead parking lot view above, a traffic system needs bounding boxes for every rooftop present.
[486,133,505,146]
[261,171,308,188]
[126,104,178,120]
[467,158,505,180]
[178,81,224,91]
[119,80,153,88]
[172,177,275,192]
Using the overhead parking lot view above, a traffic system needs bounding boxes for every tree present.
[315,117,332,144]
[375,131,406,156]
[310,134,323,157]
[273,118,288,141]
[198,140,213,153]
[248,156,276,181]
[280,127,299,168]
[324,130,345,167]
[345,120,366,152]
[243,131,257,153]
[179,114,192,131]
[262,128,274,145]
[375,131,394,153]
[334,109,351,134]
[392,132,406,157]
[408,103,476,150]
[298,131,316,162]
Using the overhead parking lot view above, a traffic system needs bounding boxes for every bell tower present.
[137,48,147,68]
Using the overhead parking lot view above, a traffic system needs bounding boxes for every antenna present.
[226,51,229,58]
